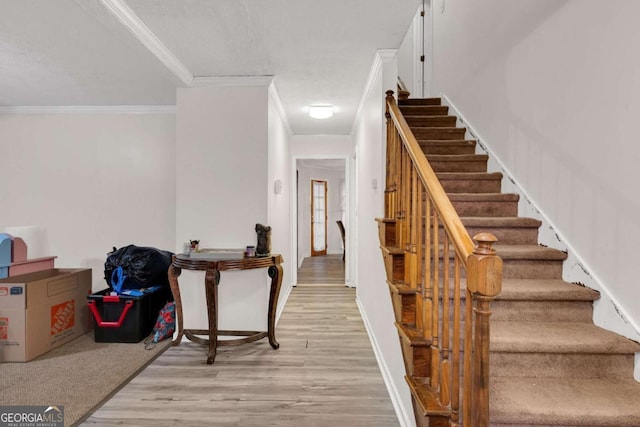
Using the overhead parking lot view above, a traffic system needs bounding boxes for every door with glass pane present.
[311,180,327,256]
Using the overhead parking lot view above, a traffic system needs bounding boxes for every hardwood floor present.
[297,254,345,284]
[82,286,399,427]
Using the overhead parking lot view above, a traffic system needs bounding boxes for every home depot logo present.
[50,300,75,336]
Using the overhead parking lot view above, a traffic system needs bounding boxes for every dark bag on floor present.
[104,245,173,291]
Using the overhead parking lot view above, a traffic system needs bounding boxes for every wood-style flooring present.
[82,286,399,427]
[297,254,345,284]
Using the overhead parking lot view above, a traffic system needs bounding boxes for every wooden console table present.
[168,253,283,364]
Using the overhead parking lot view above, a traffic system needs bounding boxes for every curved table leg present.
[204,269,220,364]
[267,264,283,350]
[168,264,184,345]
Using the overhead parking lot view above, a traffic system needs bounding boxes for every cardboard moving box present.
[0,268,92,362]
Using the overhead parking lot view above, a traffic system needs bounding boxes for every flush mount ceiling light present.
[308,105,333,119]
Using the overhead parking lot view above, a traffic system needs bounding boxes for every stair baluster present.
[379,90,503,427]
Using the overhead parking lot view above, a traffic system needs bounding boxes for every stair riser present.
[437,299,594,323]
[450,200,519,217]
[399,98,442,106]
[501,260,564,280]
[491,300,594,322]
[399,106,449,116]
[413,128,467,140]
[390,290,417,325]
[405,116,457,127]
[382,250,404,283]
[491,352,635,380]
[377,221,399,248]
[399,337,431,377]
[411,398,447,427]
[455,226,539,245]
[489,424,583,427]
[420,145,476,155]
[416,352,634,383]
[430,160,488,173]
[434,220,541,244]
[383,250,564,281]
[440,178,502,193]
[438,258,564,280]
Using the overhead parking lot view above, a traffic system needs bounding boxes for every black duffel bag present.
[104,245,173,290]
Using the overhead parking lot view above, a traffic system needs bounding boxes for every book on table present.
[188,248,245,260]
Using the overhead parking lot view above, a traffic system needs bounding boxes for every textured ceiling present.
[0,0,419,134]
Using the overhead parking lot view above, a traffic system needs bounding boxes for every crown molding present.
[99,0,193,86]
[191,76,275,87]
[0,106,176,115]
[268,81,293,137]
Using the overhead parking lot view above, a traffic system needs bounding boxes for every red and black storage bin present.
[87,287,172,343]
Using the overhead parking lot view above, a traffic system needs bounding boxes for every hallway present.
[296,254,346,285]
[82,285,398,426]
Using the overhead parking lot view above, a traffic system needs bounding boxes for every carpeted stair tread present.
[418,139,476,147]
[493,244,568,261]
[448,193,519,202]
[439,243,567,261]
[404,116,458,127]
[460,216,541,228]
[437,171,502,180]
[456,216,542,244]
[490,376,640,426]
[437,172,504,193]
[426,154,489,162]
[491,321,640,354]
[499,279,600,301]
[442,279,599,302]
[413,127,466,139]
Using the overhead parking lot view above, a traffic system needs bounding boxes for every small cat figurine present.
[255,224,271,256]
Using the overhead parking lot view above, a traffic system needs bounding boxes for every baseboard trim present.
[275,282,294,325]
[356,296,414,427]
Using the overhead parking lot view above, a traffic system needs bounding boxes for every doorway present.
[311,179,327,256]
[295,158,347,285]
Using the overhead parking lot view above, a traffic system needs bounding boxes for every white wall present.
[430,0,640,338]
[0,112,176,290]
[291,134,353,157]
[296,162,345,262]
[175,85,271,332]
[267,84,294,317]
[0,83,292,340]
[352,51,415,427]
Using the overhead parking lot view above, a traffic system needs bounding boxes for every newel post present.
[466,232,502,426]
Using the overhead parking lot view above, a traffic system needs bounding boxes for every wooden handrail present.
[385,90,475,264]
[382,90,502,427]
[397,77,410,100]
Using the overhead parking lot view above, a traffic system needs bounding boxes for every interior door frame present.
[291,154,353,287]
[310,179,328,256]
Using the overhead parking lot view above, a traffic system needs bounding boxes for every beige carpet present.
[0,332,171,427]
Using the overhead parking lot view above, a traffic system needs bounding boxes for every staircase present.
[378,93,640,426]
